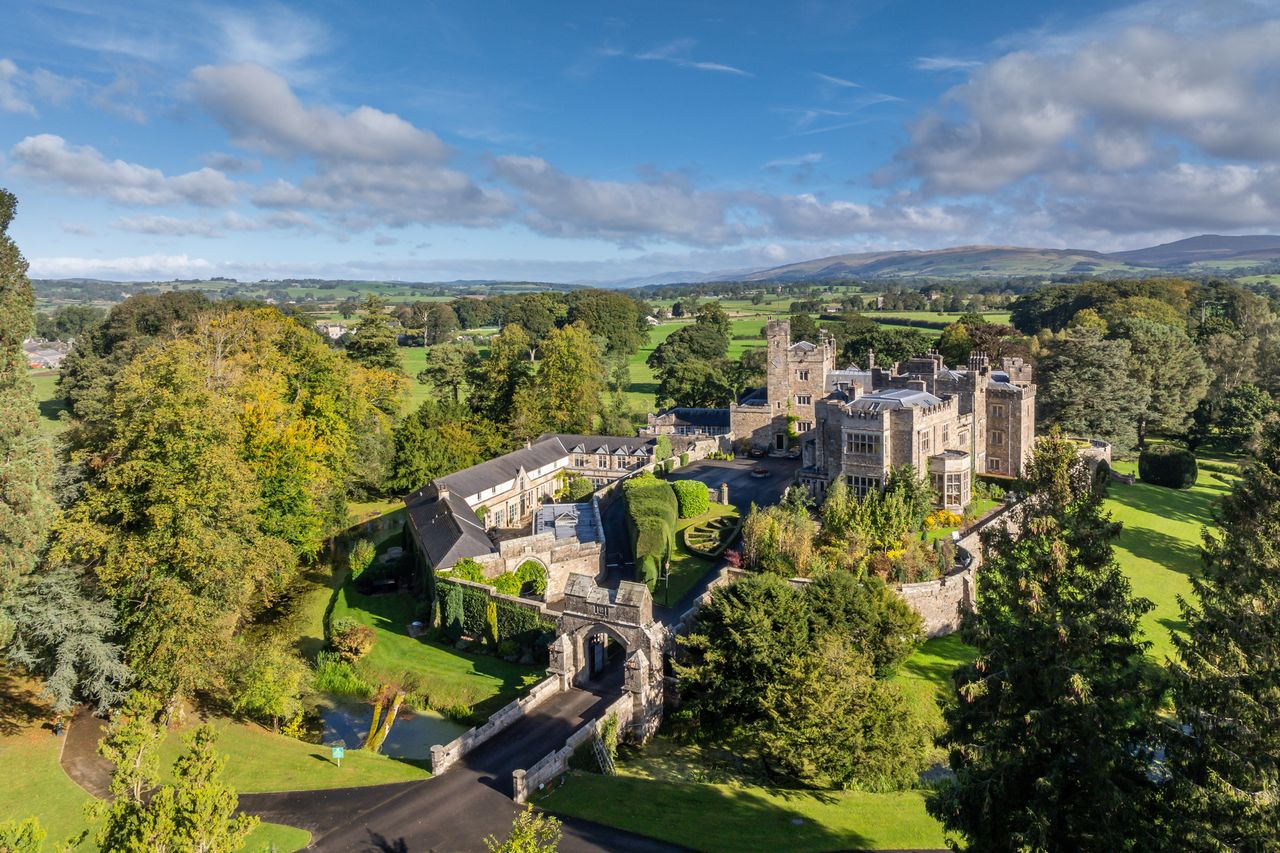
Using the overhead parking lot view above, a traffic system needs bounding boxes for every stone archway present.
[547,573,667,740]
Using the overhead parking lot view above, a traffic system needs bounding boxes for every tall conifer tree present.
[928,434,1165,850]
[1167,420,1280,849]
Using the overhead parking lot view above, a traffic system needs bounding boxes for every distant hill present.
[717,235,1280,282]
[1105,234,1280,267]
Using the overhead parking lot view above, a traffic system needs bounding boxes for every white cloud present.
[764,153,824,169]
[210,5,330,81]
[813,72,860,88]
[111,210,320,237]
[0,58,36,115]
[189,63,449,163]
[29,253,216,279]
[187,62,510,229]
[201,152,261,174]
[493,155,752,246]
[914,56,981,72]
[628,39,752,77]
[10,134,239,206]
[900,20,1280,195]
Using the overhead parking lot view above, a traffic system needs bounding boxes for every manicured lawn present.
[657,503,739,607]
[891,634,977,737]
[536,634,972,851]
[536,743,950,852]
[626,320,687,414]
[1104,463,1233,663]
[155,716,430,793]
[0,680,309,851]
[398,346,433,414]
[28,370,70,435]
[328,523,540,716]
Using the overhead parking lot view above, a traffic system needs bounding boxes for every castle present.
[731,319,1036,510]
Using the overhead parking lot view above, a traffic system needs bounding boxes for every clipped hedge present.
[672,480,711,518]
[623,474,678,589]
[436,577,556,648]
[1138,445,1198,489]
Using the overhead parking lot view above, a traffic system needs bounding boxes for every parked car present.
[748,446,767,458]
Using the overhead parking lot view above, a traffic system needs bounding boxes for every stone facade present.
[730,318,835,453]
[803,349,1036,509]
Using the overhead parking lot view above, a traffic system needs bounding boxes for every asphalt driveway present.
[666,455,800,512]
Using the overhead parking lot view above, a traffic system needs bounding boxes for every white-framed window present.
[598,454,609,468]
[990,430,1005,446]
[797,421,812,432]
[989,457,1002,472]
[918,429,931,455]
[991,403,1007,418]
[796,394,812,406]
[574,454,588,467]
[844,431,882,456]
[845,475,882,497]
[797,369,810,381]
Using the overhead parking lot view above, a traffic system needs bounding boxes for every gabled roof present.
[790,340,817,352]
[435,435,568,499]
[404,489,495,569]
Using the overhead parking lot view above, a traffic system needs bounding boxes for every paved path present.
[62,706,111,798]
[241,675,682,852]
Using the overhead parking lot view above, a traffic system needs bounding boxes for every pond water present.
[316,694,468,760]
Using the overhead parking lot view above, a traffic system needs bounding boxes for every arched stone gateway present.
[548,573,666,741]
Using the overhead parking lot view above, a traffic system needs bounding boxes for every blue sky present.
[2,0,1279,282]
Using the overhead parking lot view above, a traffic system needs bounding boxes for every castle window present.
[989,457,1002,472]
[990,430,1005,446]
[991,403,1007,418]
[959,431,968,446]
[797,369,810,381]
[844,431,881,457]
[796,394,812,406]
[798,421,812,432]
[845,475,881,497]
[918,429,931,454]
[943,424,950,444]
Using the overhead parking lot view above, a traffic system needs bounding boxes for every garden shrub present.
[348,538,376,580]
[664,459,675,473]
[492,573,523,596]
[485,599,499,646]
[679,452,689,467]
[623,475,679,590]
[460,584,489,636]
[331,623,376,663]
[1138,445,1198,489]
[441,581,464,636]
[672,480,710,518]
[312,651,373,698]
[450,558,487,582]
[655,434,673,462]
[515,560,548,595]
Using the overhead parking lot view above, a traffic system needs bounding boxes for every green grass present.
[398,346,433,414]
[154,717,430,793]
[537,769,948,853]
[0,685,310,850]
[1104,463,1233,663]
[330,571,538,716]
[537,634,972,851]
[28,370,70,435]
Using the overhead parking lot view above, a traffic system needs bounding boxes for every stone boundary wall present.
[512,691,635,804]
[429,674,563,775]
[895,501,1021,636]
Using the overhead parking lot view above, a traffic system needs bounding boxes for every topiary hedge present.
[672,480,711,518]
[1138,445,1198,489]
[623,474,678,590]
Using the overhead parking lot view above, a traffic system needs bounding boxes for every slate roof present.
[404,489,495,569]
[652,407,730,428]
[435,435,569,499]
